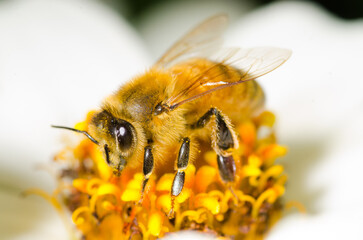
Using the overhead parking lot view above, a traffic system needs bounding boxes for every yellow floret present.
[49,110,289,240]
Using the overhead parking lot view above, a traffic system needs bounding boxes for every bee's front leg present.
[139,145,154,203]
[193,107,237,183]
[169,137,190,217]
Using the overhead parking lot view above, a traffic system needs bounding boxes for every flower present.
[46,110,288,239]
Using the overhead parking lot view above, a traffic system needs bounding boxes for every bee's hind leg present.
[217,155,236,182]
[139,145,154,204]
[169,137,191,218]
[193,107,238,183]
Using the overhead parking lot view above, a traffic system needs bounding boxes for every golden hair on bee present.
[53,14,291,203]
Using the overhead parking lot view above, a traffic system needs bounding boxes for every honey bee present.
[53,14,290,204]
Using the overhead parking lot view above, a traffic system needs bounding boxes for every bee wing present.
[166,47,292,109]
[213,46,292,81]
[154,14,228,68]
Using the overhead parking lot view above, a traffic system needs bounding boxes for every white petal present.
[0,190,67,240]
[0,0,149,239]
[226,1,363,239]
[163,231,216,240]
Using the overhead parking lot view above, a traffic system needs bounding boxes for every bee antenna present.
[51,125,99,145]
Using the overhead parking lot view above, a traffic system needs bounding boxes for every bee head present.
[90,110,138,175]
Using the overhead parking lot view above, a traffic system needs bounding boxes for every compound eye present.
[114,121,134,151]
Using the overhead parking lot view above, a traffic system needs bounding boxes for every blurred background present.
[111,0,363,20]
[0,0,362,239]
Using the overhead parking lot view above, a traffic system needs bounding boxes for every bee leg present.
[217,155,236,183]
[194,108,238,153]
[169,137,190,218]
[194,107,238,183]
[139,145,154,204]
